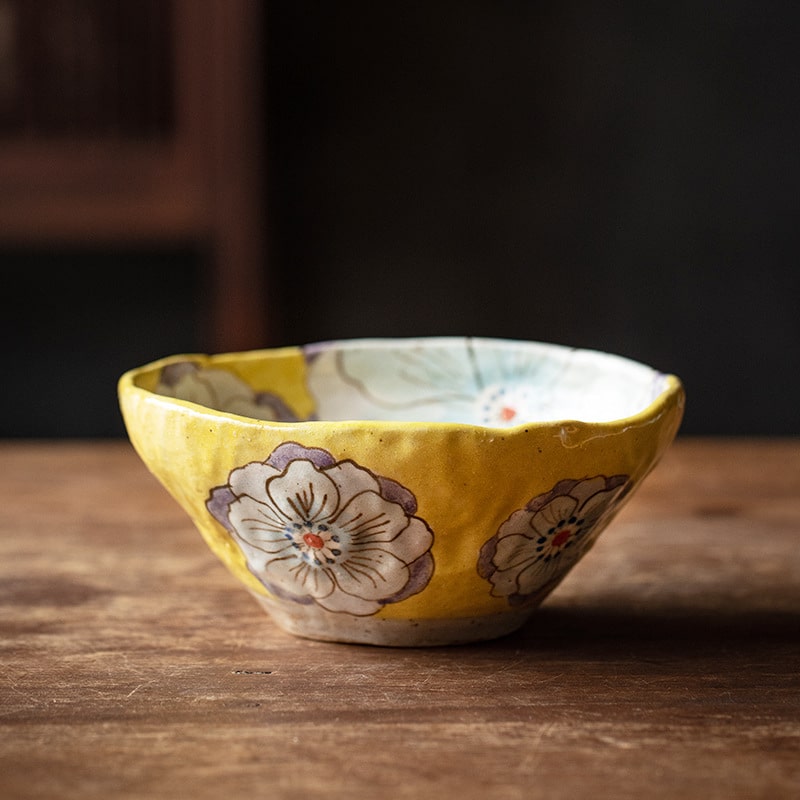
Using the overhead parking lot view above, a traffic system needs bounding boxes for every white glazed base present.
[252,594,532,647]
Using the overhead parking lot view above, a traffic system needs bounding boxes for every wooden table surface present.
[1,438,798,799]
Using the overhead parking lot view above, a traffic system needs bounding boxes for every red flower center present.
[551,529,572,548]
[303,532,325,550]
[500,406,517,421]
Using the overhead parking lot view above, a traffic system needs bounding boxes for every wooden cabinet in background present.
[0,0,273,352]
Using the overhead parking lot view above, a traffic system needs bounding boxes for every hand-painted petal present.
[225,395,289,422]
[382,552,434,604]
[313,589,383,616]
[576,485,623,519]
[514,557,559,597]
[228,460,282,502]
[193,368,255,409]
[497,508,537,539]
[493,532,539,572]
[471,338,566,398]
[330,549,411,600]
[569,475,608,504]
[529,496,579,537]
[266,460,340,523]
[266,442,336,471]
[332,491,409,543]
[379,517,434,563]
[323,461,381,506]
[306,343,478,423]
[262,556,336,600]
[517,542,588,597]
[160,369,214,406]
[228,496,294,551]
[489,564,526,597]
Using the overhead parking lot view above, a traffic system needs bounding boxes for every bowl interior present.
[150,337,672,427]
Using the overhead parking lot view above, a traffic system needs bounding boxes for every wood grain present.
[1,438,798,799]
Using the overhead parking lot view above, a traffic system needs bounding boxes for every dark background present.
[3,1,799,437]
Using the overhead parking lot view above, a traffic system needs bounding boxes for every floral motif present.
[156,361,300,421]
[478,475,630,606]
[303,337,567,427]
[206,443,435,616]
[303,338,668,426]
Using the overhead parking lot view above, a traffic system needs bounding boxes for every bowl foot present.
[252,594,532,647]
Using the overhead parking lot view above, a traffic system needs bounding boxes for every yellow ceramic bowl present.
[118,336,684,646]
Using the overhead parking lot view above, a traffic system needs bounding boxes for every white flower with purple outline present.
[157,361,300,421]
[207,443,435,616]
[478,475,630,606]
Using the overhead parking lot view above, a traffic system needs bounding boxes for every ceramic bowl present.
[118,336,684,646]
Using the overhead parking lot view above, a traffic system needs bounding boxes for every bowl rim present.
[118,335,685,433]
